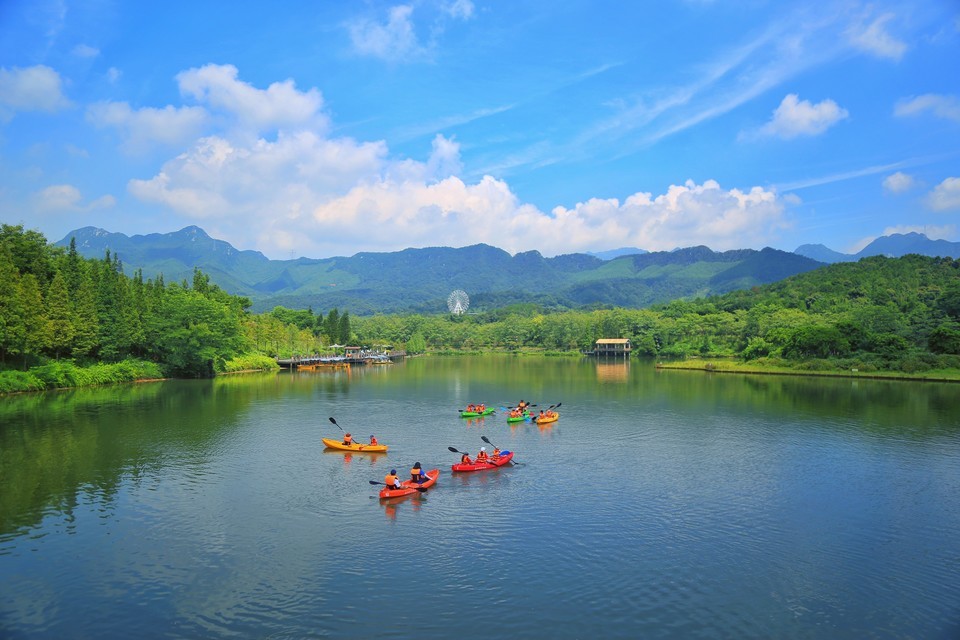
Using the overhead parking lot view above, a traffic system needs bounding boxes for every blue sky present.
[1,0,958,259]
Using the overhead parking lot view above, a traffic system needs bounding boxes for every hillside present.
[57,226,826,314]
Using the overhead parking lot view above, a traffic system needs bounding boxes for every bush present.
[0,370,46,393]
[222,354,281,372]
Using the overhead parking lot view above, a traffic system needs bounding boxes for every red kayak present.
[451,451,513,472]
[379,469,440,499]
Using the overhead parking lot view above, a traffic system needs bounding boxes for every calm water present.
[1,355,959,639]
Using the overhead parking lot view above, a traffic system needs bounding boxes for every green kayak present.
[460,407,495,418]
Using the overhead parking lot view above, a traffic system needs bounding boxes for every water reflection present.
[1,355,959,640]
[595,361,629,383]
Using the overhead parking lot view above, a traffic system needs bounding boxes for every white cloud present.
[883,171,916,194]
[87,101,209,152]
[176,64,327,133]
[33,184,115,212]
[894,94,960,123]
[0,65,71,120]
[348,5,423,61]
[128,130,388,222]
[848,12,907,61]
[443,0,475,20]
[72,44,100,58]
[107,67,122,83]
[756,94,849,139]
[881,224,956,240]
[306,178,789,257]
[925,177,960,211]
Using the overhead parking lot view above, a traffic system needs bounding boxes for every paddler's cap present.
[370,435,374,438]
[480,447,486,451]
[390,469,396,474]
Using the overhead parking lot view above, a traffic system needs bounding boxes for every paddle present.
[479,435,520,465]
[369,480,427,493]
[328,416,366,450]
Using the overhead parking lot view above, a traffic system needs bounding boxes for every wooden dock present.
[277,350,406,369]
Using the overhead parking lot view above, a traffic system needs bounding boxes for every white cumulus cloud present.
[0,65,71,120]
[87,101,210,152]
[756,94,849,139]
[925,177,960,212]
[176,64,327,133]
[883,171,916,194]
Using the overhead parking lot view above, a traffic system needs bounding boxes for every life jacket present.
[476,451,489,462]
[460,455,472,464]
[384,473,399,487]
[492,448,501,458]
[370,437,378,445]
[343,434,353,445]
[410,466,422,478]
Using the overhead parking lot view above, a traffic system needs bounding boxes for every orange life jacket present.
[384,473,398,487]
[476,451,488,462]
[460,455,472,464]
[410,466,422,478]
[370,436,378,445]
[343,434,353,445]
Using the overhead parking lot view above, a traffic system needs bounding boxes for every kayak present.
[379,468,440,499]
[506,412,530,423]
[532,413,558,424]
[451,451,514,472]
[460,408,496,418]
[322,437,388,453]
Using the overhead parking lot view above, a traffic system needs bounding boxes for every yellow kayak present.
[322,437,388,453]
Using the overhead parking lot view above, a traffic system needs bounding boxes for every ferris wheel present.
[447,289,470,315]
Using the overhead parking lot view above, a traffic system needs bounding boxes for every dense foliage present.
[349,254,960,373]
[0,224,259,383]
[4,223,959,393]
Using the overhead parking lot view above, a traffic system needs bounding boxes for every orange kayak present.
[379,469,440,499]
[322,437,388,453]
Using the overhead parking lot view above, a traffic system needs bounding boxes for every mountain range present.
[56,227,960,314]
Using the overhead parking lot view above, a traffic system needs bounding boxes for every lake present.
[1,355,959,639]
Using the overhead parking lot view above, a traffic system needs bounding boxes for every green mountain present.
[57,226,825,314]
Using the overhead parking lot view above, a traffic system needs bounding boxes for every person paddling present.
[384,469,401,490]
[410,462,425,484]
[369,434,378,446]
[475,447,489,463]
[343,432,354,446]
[460,453,473,465]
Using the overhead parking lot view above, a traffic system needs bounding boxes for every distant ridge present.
[794,232,960,263]
[57,226,824,314]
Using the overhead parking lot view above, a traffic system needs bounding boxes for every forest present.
[2,224,960,393]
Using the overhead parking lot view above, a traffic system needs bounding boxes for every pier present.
[277,348,406,370]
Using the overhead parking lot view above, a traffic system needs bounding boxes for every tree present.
[17,274,51,368]
[46,270,75,359]
[929,323,960,355]
[325,308,340,343]
[338,311,351,344]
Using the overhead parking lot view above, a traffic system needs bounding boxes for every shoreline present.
[654,360,960,383]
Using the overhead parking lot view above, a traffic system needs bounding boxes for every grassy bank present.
[0,354,282,395]
[655,357,960,382]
